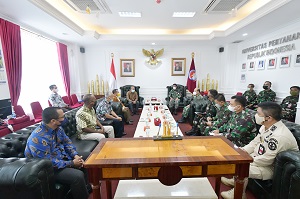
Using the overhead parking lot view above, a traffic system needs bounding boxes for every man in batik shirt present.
[48,84,72,112]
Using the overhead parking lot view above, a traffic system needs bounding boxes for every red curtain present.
[0,18,22,106]
[56,42,71,97]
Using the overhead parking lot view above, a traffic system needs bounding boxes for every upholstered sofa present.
[0,103,123,199]
[247,119,300,199]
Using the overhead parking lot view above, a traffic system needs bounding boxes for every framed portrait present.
[248,61,255,71]
[294,53,300,67]
[171,58,186,76]
[240,73,246,83]
[267,58,277,69]
[120,59,135,77]
[241,63,246,71]
[257,60,265,70]
[279,55,290,68]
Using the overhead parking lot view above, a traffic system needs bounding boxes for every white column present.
[295,102,300,124]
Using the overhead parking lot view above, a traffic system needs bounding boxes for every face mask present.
[255,114,265,125]
[173,87,176,90]
[57,117,68,126]
[193,91,196,95]
[290,91,299,96]
[263,85,269,90]
[53,89,58,93]
[117,93,121,97]
[247,88,250,91]
[228,105,236,112]
[131,89,135,92]
[215,104,221,109]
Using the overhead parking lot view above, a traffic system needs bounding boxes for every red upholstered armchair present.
[30,102,43,123]
[62,95,82,109]
[70,94,83,108]
[6,105,35,132]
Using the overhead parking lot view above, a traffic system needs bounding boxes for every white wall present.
[78,45,221,102]
[229,20,300,102]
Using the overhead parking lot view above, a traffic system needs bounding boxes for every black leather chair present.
[165,84,188,109]
[119,85,144,108]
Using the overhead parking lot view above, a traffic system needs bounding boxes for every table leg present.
[234,176,246,199]
[214,176,221,198]
[105,180,112,199]
[88,168,101,199]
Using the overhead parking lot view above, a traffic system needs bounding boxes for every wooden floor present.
[88,109,257,199]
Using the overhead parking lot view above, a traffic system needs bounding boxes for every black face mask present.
[263,85,269,90]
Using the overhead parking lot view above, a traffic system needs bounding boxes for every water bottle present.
[11,106,16,119]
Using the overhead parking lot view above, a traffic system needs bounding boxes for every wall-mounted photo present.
[295,53,300,67]
[280,55,290,68]
[171,58,186,76]
[240,73,246,82]
[241,63,246,71]
[120,59,135,77]
[257,60,265,70]
[248,61,255,71]
[267,58,277,69]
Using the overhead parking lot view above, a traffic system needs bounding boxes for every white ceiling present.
[0,0,299,47]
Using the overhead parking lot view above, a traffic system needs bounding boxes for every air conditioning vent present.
[204,0,250,14]
[232,40,243,43]
[63,0,111,14]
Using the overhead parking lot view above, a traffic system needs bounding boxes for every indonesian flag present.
[109,57,117,91]
[186,57,197,93]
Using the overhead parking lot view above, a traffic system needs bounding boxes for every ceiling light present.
[86,5,91,14]
[118,12,141,17]
[172,12,195,18]
[151,42,156,45]
[242,33,248,36]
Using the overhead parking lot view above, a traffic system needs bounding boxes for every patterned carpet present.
[89,109,257,199]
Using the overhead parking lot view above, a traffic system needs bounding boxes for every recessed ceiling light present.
[118,12,141,17]
[62,33,68,35]
[172,12,195,18]
[151,42,156,45]
[242,33,248,36]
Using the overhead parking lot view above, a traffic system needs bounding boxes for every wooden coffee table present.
[84,136,253,199]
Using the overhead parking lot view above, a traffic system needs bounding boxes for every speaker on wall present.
[219,47,224,53]
[80,47,85,53]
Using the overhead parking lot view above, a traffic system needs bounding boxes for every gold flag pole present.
[96,75,100,95]
[91,80,95,94]
[88,81,90,94]
[191,52,194,58]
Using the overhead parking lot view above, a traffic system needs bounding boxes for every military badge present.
[270,125,277,132]
[268,138,278,150]
[258,144,265,155]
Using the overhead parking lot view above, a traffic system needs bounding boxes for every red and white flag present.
[109,57,117,91]
[186,57,197,93]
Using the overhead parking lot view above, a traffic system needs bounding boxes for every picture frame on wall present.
[171,58,186,76]
[240,74,246,82]
[295,53,300,67]
[279,55,290,68]
[241,63,246,71]
[267,58,277,69]
[248,61,255,71]
[120,59,135,77]
[257,60,265,70]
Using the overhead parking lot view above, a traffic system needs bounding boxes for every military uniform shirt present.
[221,109,257,147]
[280,95,299,122]
[243,120,299,180]
[257,89,276,104]
[243,90,257,106]
[169,89,182,99]
[24,122,78,169]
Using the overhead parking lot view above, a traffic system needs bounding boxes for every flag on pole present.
[186,56,197,93]
[109,56,117,92]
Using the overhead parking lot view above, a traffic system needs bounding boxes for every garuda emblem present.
[142,48,164,65]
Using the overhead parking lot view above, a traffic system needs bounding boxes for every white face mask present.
[228,105,236,112]
[193,91,196,95]
[215,103,221,109]
[53,88,58,93]
[247,88,250,91]
[255,114,265,125]
[131,89,135,92]
[173,87,176,90]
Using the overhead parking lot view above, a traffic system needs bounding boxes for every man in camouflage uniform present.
[178,88,203,123]
[256,81,276,106]
[212,95,257,147]
[202,94,232,136]
[281,86,300,122]
[243,83,257,110]
[186,89,218,136]
[168,83,181,115]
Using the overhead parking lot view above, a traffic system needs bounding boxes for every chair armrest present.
[272,150,300,199]
[119,97,128,104]
[0,158,54,195]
